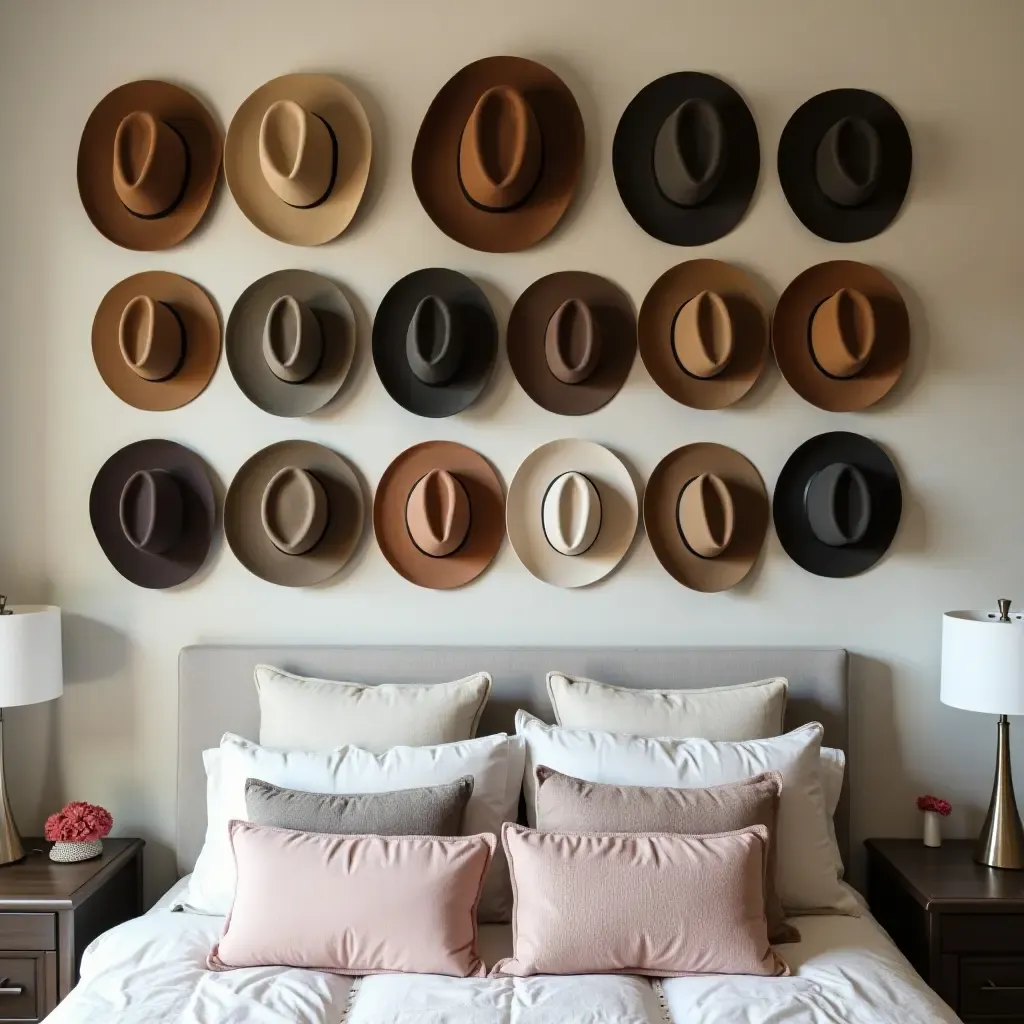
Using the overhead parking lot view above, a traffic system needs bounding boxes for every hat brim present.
[374,442,504,589]
[506,440,638,588]
[613,72,759,246]
[225,74,371,246]
[778,89,911,243]
[412,56,584,253]
[78,80,221,251]
[90,440,215,589]
[92,272,221,411]
[372,269,497,418]
[225,441,364,587]
[644,443,767,593]
[773,431,901,578]
[772,261,908,412]
[638,260,768,409]
[507,273,636,415]
[226,270,354,417]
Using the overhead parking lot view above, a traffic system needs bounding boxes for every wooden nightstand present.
[866,838,1024,1023]
[0,838,143,1021]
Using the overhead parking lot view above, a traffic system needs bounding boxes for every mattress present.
[48,877,958,1024]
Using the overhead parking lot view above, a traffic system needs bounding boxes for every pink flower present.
[917,794,952,817]
[44,802,113,843]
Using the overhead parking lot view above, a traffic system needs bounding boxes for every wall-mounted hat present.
[638,259,768,409]
[90,440,216,589]
[225,441,364,587]
[374,442,504,589]
[613,73,759,246]
[778,89,911,242]
[372,269,497,418]
[412,57,584,253]
[773,261,908,412]
[506,440,638,588]
[225,74,371,246]
[226,270,354,417]
[773,431,901,578]
[507,273,636,416]
[644,443,767,593]
[92,272,221,411]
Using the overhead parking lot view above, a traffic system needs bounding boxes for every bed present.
[46,646,959,1024]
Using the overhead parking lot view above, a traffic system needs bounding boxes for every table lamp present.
[941,599,1024,869]
[0,599,63,865]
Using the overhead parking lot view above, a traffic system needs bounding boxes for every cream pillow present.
[256,665,491,752]
[546,672,788,740]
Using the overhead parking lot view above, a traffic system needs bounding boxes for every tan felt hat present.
[92,272,220,411]
[772,261,909,412]
[225,441,364,587]
[374,442,504,590]
[225,74,371,246]
[644,443,767,592]
[638,260,768,410]
[412,57,584,253]
[78,80,221,250]
[506,440,638,588]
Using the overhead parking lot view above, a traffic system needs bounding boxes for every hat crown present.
[811,287,875,379]
[678,472,735,559]
[118,468,183,554]
[545,299,602,385]
[117,294,183,382]
[804,462,872,547]
[653,98,726,208]
[542,471,602,557]
[673,289,734,379]
[262,294,324,384]
[260,466,329,556]
[406,469,471,558]
[407,295,463,385]
[816,116,882,208]
[112,110,188,218]
[459,85,542,211]
[259,99,336,209]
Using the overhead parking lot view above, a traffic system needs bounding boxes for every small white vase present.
[49,840,103,863]
[923,811,942,848]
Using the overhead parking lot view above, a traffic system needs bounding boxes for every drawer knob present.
[983,979,1024,992]
[0,982,24,996]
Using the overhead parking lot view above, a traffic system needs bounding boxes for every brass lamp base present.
[976,715,1024,870]
[0,709,25,866]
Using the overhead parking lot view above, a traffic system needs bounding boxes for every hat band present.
[282,114,338,210]
[540,472,602,557]
[405,493,473,559]
[141,302,188,383]
[119,122,191,221]
[456,133,545,214]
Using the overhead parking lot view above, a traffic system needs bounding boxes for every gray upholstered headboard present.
[177,646,848,874]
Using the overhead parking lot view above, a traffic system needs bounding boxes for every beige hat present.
[506,440,638,588]
[225,74,371,246]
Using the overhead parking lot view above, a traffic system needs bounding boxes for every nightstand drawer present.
[0,953,45,1021]
[0,916,54,953]
[961,957,1024,1018]
[944,913,1024,952]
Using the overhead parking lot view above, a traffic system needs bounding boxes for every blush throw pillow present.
[208,821,494,977]
[492,823,789,979]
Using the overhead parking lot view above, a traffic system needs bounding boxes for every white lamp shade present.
[0,605,63,708]
[941,609,1024,716]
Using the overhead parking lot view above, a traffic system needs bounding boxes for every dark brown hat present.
[412,57,584,253]
[78,80,221,250]
[638,260,768,409]
[773,261,908,412]
[507,272,636,416]
[374,441,504,589]
[92,272,221,411]
[90,440,215,589]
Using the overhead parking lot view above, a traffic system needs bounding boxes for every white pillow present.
[255,666,492,753]
[546,672,788,740]
[821,745,846,878]
[516,710,856,916]
[178,731,524,923]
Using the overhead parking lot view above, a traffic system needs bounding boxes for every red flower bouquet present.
[45,802,113,844]
[917,795,952,817]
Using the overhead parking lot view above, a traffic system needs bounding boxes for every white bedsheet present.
[48,879,958,1024]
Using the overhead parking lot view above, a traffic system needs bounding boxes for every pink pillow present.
[492,823,789,979]
[208,820,494,978]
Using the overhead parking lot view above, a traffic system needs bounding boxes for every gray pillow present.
[243,776,474,837]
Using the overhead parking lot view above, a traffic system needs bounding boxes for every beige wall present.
[2,0,1023,899]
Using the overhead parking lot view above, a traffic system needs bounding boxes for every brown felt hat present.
[78,80,221,250]
[92,272,220,411]
[638,260,768,410]
[225,441,364,587]
[644,443,768,593]
[773,261,908,412]
[507,273,636,416]
[412,57,584,253]
[374,441,504,590]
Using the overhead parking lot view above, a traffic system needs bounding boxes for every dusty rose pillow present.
[492,823,789,979]
[208,820,494,978]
